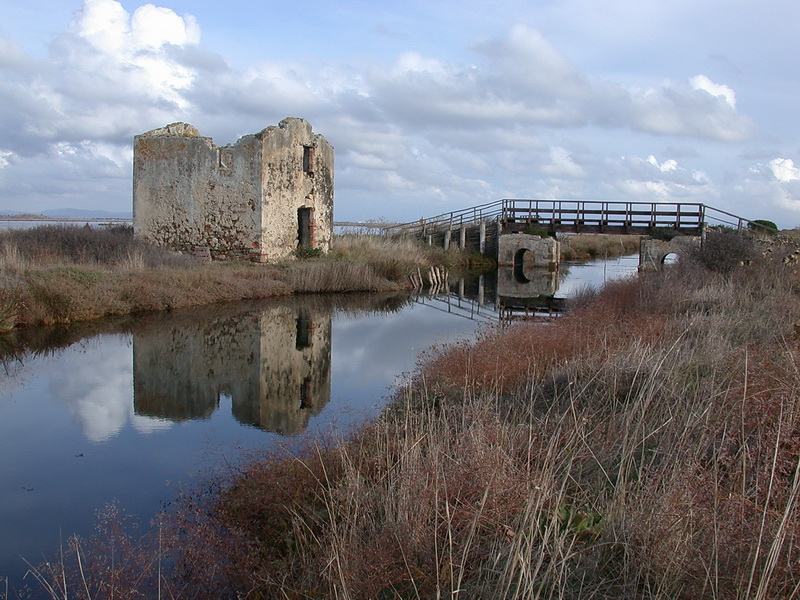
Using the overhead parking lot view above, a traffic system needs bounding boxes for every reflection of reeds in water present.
[409,265,449,293]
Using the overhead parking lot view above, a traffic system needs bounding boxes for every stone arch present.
[513,248,531,283]
[639,236,700,271]
[498,234,560,271]
[662,252,679,265]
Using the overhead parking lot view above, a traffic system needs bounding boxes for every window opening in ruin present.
[296,311,311,350]
[298,207,312,248]
[217,146,233,172]
[303,146,315,174]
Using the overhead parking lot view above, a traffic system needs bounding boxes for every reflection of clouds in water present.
[46,334,171,443]
[333,304,480,390]
[131,412,173,435]
[555,256,638,297]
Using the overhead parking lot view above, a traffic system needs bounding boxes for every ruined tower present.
[133,118,333,261]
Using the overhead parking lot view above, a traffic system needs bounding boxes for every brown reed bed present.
[29,230,800,599]
[560,233,643,261]
[0,226,458,330]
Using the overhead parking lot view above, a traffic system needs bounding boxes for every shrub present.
[523,225,549,238]
[650,227,681,241]
[292,246,325,259]
[688,229,757,274]
[749,219,779,235]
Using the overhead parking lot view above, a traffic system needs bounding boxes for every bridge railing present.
[383,199,505,236]
[702,205,762,232]
[382,199,769,239]
[501,199,706,233]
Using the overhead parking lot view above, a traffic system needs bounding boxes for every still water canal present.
[0,256,637,592]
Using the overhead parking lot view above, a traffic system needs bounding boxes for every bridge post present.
[479,221,486,254]
[444,229,450,250]
[459,225,466,249]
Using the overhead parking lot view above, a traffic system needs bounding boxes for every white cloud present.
[690,75,737,108]
[541,147,586,178]
[0,0,790,224]
[130,4,200,48]
[647,155,678,172]
[768,158,800,183]
[614,154,717,202]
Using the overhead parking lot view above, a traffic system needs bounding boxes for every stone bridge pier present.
[498,234,560,270]
[639,236,701,271]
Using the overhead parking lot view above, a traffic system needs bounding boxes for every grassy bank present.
[0,225,464,330]
[29,230,800,599]
[560,233,642,261]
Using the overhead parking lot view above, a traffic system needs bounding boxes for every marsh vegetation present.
[18,229,800,599]
[0,225,466,331]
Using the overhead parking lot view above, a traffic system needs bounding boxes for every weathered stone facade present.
[133,118,333,261]
[497,234,560,270]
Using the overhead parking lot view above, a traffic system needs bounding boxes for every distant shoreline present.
[0,215,132,222]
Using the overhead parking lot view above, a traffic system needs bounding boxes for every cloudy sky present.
[1,0,799,226]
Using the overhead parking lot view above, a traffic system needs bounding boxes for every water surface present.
[0,294,483,591]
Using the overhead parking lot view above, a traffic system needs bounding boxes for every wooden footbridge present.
[381,199,763,257]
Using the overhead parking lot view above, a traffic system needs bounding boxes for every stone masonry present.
[133,118,333,262]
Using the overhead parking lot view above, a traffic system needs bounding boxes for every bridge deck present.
[503,200,705,235]
[384,199,758,240]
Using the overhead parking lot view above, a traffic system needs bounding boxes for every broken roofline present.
[138,117,331,151]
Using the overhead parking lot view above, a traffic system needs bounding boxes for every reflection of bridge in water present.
[413,265,572,324]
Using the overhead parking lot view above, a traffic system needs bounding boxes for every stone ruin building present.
[133,117,333,261]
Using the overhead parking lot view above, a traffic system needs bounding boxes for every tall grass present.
[0,227,447,330]
[330,233,466,280]
[560,234,642,261]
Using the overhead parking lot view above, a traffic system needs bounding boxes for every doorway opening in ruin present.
[298,208,312,248]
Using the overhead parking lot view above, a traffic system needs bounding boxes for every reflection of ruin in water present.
[133,299,332,435]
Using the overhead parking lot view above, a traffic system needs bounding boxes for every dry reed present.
[0,227,448,329]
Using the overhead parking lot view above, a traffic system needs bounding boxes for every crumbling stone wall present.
[133,118,333,261]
